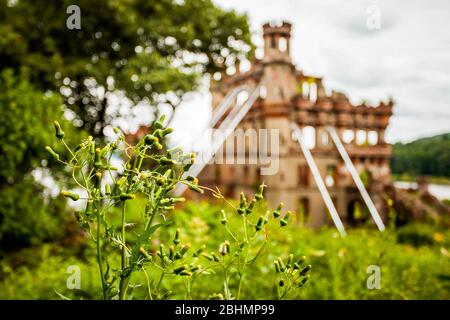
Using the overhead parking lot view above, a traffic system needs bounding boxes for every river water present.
[394,181,450,201]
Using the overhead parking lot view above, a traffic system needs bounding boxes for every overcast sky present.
[168,0,450,146]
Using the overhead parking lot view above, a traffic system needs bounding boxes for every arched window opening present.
[278,37,287,52]
[302,82,309,99]
[303,126,316,150]
[343,129,354,144]
[309,82,317,102]
[368,131,378,145]
[356,130,367,146]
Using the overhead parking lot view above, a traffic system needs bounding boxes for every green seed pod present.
[179,270,193,277]
[144,134,158,145]
[105,184,111,195]
[273,203,284,218]
[45,146,60,160]
[255,216,264,231]
[287,254,294,268]
[193,245,206,257]
[186,176,198,184]
[220,210,228,225]
[173,229,181,245]
[274,260,281,273]
[293,263,301,270]
[61,191,80,201]
[177,243,191,258]
[219,241,230,256]
[300,265,311,276]
[159,244,166,258]
[278,279,285,287]
[139,247,152,260]
[53,121,65,139]
[159,157,174,166]
[120,193,135,201]
[156,176,165,186]
[298,275,310,288]
[255,183,266,201]
[280,211,290,227]
[85,199,93,216]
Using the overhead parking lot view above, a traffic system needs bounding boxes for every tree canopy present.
[0,0,253,137]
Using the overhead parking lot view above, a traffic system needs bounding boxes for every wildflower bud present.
[278,279,285,287]
[188,184,204,194]
[273,203,283,218]
[298,275,310,288]
[246,199,256,215]
[61,191,80,201]
[211,252,220,262]
[154,115,166,129]
[220,210,228,225]
[186,176,198,184]
[255,183,266,201]
[113,127,121,134]
[45,146,60,160]
[156,176,165,186]
[173,229,181,245]
[139,247,152,260]
[190,265,199,272]
[120,193,135,201]
[162,205,175,211]
[274,260,281,273]
[293,263,300,270]
[300,265,311,276]
[201,252,214,261]
[105,184,111,195]
[169,245,175,260]
[144,134,158,145]
[287,254,294,268]
[53,121,65,139]
[179,270,193,276]
[89,141,95,155]
[85,199,93,216]
[277,257,286,271]
[193,245,206,257]
[159,157,175,166]
[219,241,230,256]
[173,264,188,274]
[255,216,264,231]
[159,244,166,258]
[297,256,306,265]
[280,211,290,227]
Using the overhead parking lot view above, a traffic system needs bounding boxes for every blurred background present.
[0,0,449,299]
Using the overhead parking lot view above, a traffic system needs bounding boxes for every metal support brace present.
[291,122,346,237]
[325,126,385,231]
[173,86,261,196]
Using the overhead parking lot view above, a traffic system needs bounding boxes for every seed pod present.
[255,216,264,231]
[293,263,301,270]
[85,199,93,216]
[45,146,59,160]
[273,203,284,218]
[255,183,266,201]
[144,134,158,145]
[300,265,311,276]
[170,197,186,204]
[162,205,175,211]
[53,121,65,139]
[219,241,230,256]
[179,270,193,276]
[61,191,80,201]
[220,210,228,225]
[193,245,206,257]
[120,193,135,201]
[278,279,285,287]
[173,229,181,245]
[297,275,310,288]
[185,175,198,184]
[156,176,165,186]
[139,247,152,260]
[287,254,294,268]
[159,244,166,258]
[178,243,191,257]
[159,157,174,166]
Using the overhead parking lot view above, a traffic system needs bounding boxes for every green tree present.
[0,0,253,137]
[0,69,81,251]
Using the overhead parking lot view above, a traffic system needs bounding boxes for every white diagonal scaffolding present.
[325,126,385,231]
[173,86,261,196]
[291,122,346,237]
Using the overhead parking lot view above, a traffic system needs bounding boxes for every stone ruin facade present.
[198,21,394,228]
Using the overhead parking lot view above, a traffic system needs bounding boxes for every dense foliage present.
[1,200,449,300]
[0,0,253,137]
[391,133,450,178]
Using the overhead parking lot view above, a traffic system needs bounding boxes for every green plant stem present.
[97,208,106,300]
[119,200,129,300]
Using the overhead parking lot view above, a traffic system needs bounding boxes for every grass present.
[1,199,449,300]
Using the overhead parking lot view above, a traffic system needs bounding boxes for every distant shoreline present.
[392,174,450,186]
